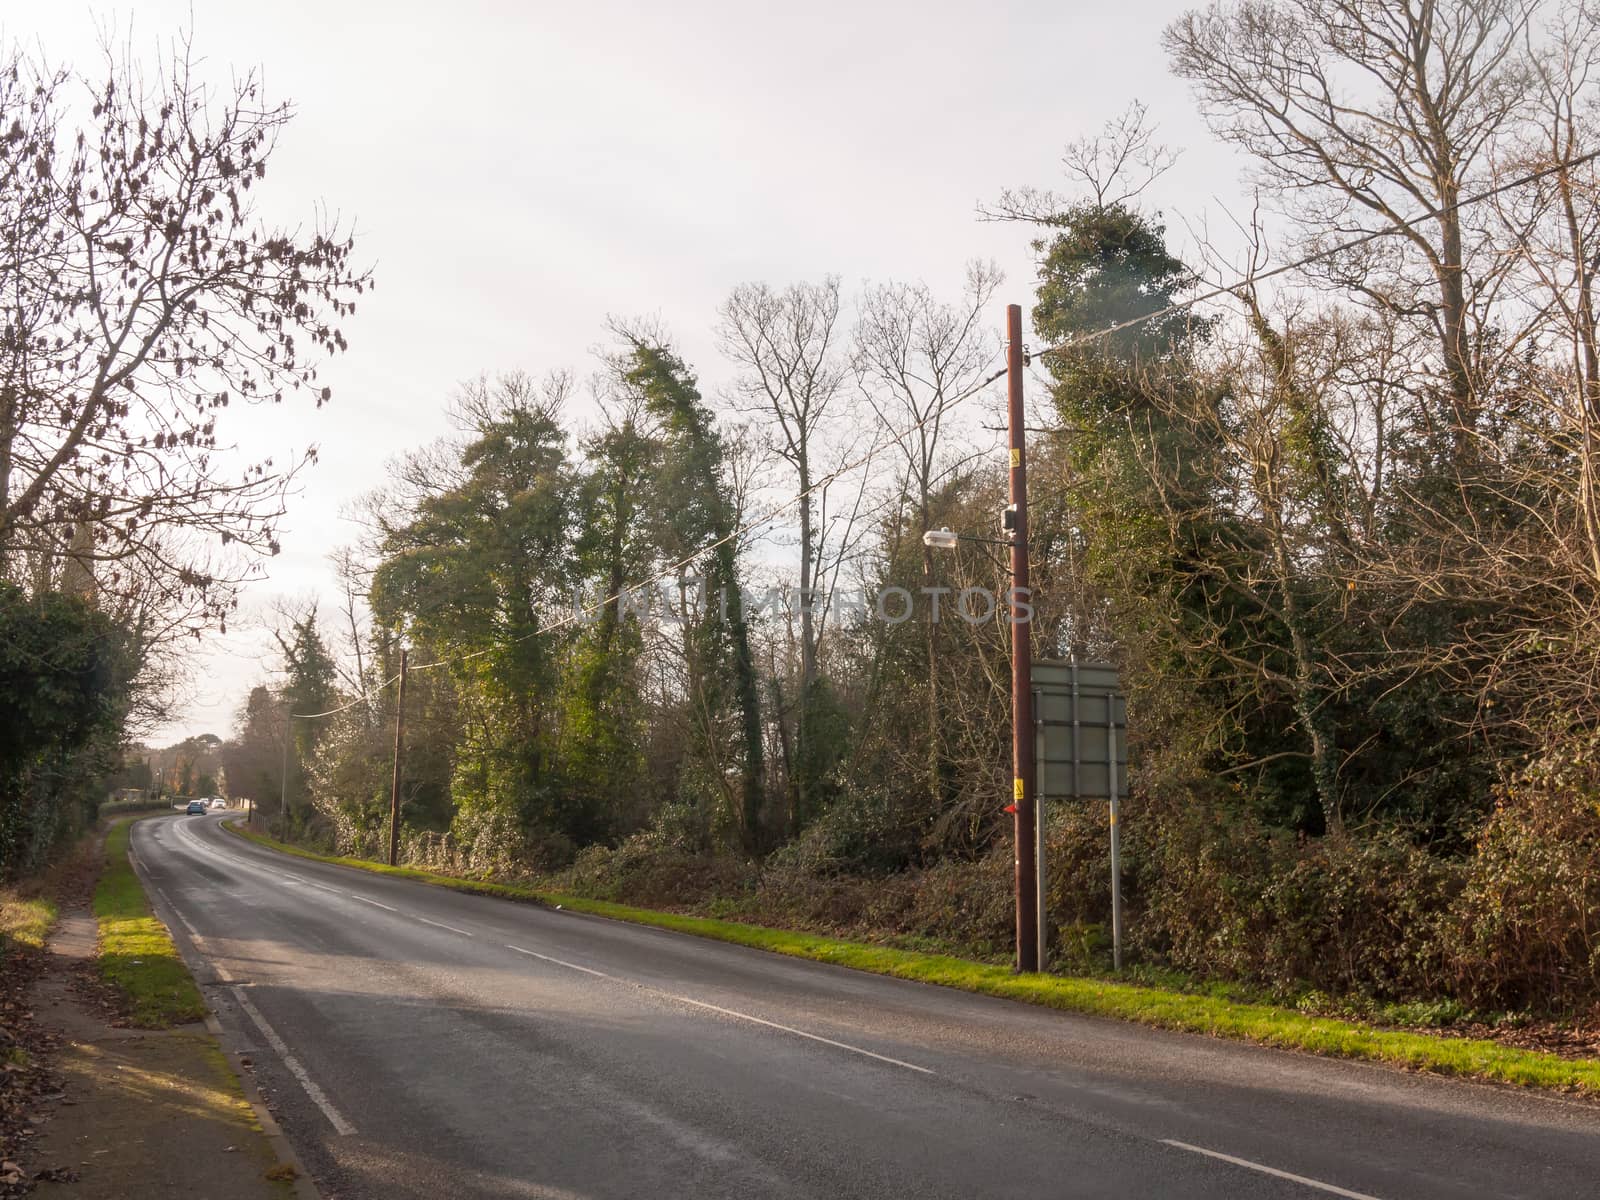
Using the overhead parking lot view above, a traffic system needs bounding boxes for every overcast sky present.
[24,1,1248,744]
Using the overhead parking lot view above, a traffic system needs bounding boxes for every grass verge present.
[223,821,1600,1093]
[0,892,56,956]
[95,819,207,1028]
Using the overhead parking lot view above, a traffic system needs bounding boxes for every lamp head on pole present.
[922,528,960,551]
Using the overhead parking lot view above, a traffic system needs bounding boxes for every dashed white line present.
[231,986,356,1136]
[350,894,397,912]
[154,886,203,939]
[506,943,609,978]
[415,916,473,937]
[1161,1139,1387,1200]
[504,943,934,1075]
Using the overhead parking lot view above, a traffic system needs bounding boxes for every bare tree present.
[1166,0,1535,459]
[719,277,851,829]
[0,35,366,631]
[986,101,1180,222]
[855,262,1002,813]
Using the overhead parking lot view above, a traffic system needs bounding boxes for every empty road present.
[131,814,1600,1199]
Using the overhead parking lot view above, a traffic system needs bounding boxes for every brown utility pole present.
[387,649,408,867]
[1007,303,1039,973]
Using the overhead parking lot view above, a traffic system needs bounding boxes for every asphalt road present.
[130,814,1600,1200]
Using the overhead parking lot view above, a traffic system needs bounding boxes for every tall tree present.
[620,334,766,851]
[0,37,366,627]
[274,606,338,830]
[718,278,849,831]
[558,388,660,841]
[1165,0,1533,463]
[855,263,1002,818]
[370,374,579,855]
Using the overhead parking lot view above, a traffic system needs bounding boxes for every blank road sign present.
[1034,660,1126,799]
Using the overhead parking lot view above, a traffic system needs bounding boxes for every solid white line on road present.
[415,916,474,937]
[232,986,356,1136]
[504,944,935,1076]
[350,894,398,912]
[1160,1139,1387,1200]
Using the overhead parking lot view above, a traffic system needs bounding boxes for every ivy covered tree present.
[274,608,339,831]
[620,336,766,852]
[370,374,577,864]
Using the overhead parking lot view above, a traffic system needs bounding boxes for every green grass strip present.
[95,819,207,1028]
[0,893,57,954]
[223,821,1600,1093]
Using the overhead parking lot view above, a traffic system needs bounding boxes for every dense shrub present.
[534,752,1600,1018]
[561,834,753,907]
[0,585,131,881]
[1445,741,1600,1011]
[1251,833,1459,1001]
[97,798,181,818]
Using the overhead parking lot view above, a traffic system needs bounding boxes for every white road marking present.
[232,986,356,1136]
[1160,1139,1387,1200]
[154,886,203,939]
[506,943,609,978]
[288,876,347,896]
[350,894,397,912]
[276,871,345,897]
[504,944,934,1075]
[415,916,474,937]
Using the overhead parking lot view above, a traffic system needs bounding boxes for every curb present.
[202,1008,322,1200]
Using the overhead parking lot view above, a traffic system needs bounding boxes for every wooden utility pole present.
[1007,303,1039,973]
[387,649,408,867]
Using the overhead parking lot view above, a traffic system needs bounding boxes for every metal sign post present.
[1108,712,1123,972]
[1034,692,1047,972]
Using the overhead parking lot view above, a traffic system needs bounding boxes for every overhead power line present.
[1032,147,1600,363]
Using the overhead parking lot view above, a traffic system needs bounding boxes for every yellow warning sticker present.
[1014,777,1024,800]
[1010,448,1021,467]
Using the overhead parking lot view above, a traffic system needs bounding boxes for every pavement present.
[29,904,300,1200]
[130,812,1600,1200]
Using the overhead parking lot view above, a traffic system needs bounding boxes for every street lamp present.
[924,526,1010,572]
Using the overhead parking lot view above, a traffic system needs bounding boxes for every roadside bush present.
[1445,739,1600,1012]
[561,833,753,908]
[1252,832,1458,1002]
[1133,793,1278,983]
[97,798,179,819]
[765,785,919,879]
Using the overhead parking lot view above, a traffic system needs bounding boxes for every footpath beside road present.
[25,818,309,1200]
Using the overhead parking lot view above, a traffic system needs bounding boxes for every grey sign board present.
[1033,659,1126,800]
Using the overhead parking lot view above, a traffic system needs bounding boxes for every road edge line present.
[130,818,329,1199]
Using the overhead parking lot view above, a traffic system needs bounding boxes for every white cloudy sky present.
[22,1,1248,743]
